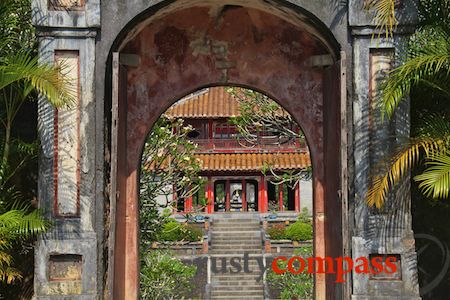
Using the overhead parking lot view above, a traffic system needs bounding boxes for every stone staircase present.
[209,214,265,300]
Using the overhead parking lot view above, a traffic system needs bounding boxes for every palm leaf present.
[0,264,21,284]
[380,26,450,117]
[0,51,75,107]
[364,0,398,38]
[367,138,444,208]
[0,209,47,237]
[415,150,450,198]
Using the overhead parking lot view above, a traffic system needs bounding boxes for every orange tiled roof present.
[165,87,239,118]
[165,87,289,119]
[195,152,310,172]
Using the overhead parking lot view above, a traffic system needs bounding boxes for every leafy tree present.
[366,0,450,207]
[140,250,197,300]
[139,117,203,246]
[227,87,311,188]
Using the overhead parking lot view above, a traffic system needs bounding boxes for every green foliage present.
[415,150,450,198]
[267,246,314,300]
[285,222,313,242]
[228,87,303,147]
[160,222,183,242]
[159,222,203,242]
[227,87,311,187]
[140,250,196,300]
[140,117,204,247]
[267,224,287,240]
[364,0,398,39]
[183,224,203,242]
[367,0,450,207]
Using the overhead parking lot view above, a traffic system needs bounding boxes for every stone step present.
[211,282,264,290]
[212,216,260,222]
[212,231,261,236]
[212,280,263,286]
[211,238,262,243]
[212,225,261,230]
[212,239,261,245]
[213,222,260,226]
[210,249,262,254]
[211,274,263,286]
[212,286,264,292]
[212,234,261,239]
[211,237,261,241]
[210,261,263,269]
[211,295,264,300]
[211,290,264,297]
[211,244,261,250]
[211,274,263,280]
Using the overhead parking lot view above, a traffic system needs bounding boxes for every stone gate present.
[32,0,421,299]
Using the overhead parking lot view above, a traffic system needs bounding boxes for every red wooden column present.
[225,179,231,211]
[295,184,300,212]
[207,176,214,214]
[259,176,268,212]
[258,178,262,212]
[185,195,193,213]
[242,178,247,211]
[278,183,283,211]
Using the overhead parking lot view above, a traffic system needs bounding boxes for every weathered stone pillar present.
[349,0,420,299]
[32,0,101,298]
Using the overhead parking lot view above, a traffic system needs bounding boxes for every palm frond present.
[364,0,398,38]
[381,55,450,117]
[381,27,450,117]
[0,209,48,237]
[0,264,21,284]
[415,150,450,198]
[367,138,444,208]
[0,51,75,107]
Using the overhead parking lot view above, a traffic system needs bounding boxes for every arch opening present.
[108,3,343,299]
[138,86,314,299]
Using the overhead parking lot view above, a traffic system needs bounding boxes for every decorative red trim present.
[53,108,59,216]
[259,176,268,212]
[53,50,81,219]
[242,178,247,211]
[207,176,214,213]
[279,183,284,211]
[295,184,300,212]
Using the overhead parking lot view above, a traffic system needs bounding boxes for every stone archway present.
[108,3,345,299]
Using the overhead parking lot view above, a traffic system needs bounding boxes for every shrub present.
[183,224,203,242]
[285,221,313,241]
[267,224,287,240]
[160,221,182,241]
[140,250,196,299]
[159,222,203,242]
